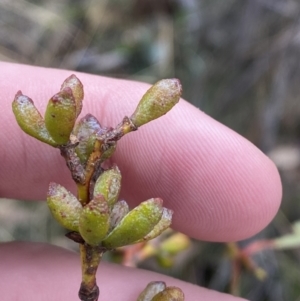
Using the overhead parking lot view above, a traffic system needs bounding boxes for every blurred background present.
[1,0,300,300]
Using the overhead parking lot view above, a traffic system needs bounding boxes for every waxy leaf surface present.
[137,281,166,301]
[79,194,110,246]
[45,87,77,145]
[131,79,182,127]
[109,200,129,231]
[102,198,163,248]
[93,166,121,208]
[136,208,173,243]
[73,114,103,164]
[61,74,84,117]
[47,182,82,231]
[151,287,184,301]
[12,91,58,146]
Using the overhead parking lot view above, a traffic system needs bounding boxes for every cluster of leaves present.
[137,281,184,301]
[12,75,184,301]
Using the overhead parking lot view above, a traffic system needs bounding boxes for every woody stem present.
[78,244,103,301]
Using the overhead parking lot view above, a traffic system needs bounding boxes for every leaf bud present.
[151,287,185,301]
[73,114,103,164]
[100,143,117,161]
[109,200,129,230]
[47,182,82,231]
[93,166,122,208]
[137,281,166,301]
[12,91,58,146]
[130,79,182,127]
[79,194,110,246]
[102,198,163,249]
[61,74,84,117]
[44,87,77,145]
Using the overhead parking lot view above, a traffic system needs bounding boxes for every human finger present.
[0,242,248,301]
[0,62,281,241]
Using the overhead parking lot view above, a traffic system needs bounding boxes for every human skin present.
[0,62,282,300]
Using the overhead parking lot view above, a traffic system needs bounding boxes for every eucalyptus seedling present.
[12,75,184,301]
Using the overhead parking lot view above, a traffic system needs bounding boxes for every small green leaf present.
[109,200,129,231]
[135,208,173,243]
[79,194,110,246]
[61,74,84,117]
[137,282,166,301]
[151,287,184,301]
[12,91,58,146]
[100,143,117,161]
[160,233,190,255]
[47,182,82,231]
[130,79,182,127]
[44,87,77,145]
[73,114,103,164]
[93,166,122,208]
[102,198,163,248]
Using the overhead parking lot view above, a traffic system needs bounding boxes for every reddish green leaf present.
[73,114,103,164]
[12,91,57,146]
[61,74,84,117]
[47,182,82,231]
[137,282,166,301]
[131,79,182,127]
[151,287,184,301]
[93,166,122,208]
[102,198,163,248]
[109,200,129,230]
[79,194,110,246]
[44,87,77,145]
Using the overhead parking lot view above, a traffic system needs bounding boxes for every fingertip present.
[192,113,282,241]
[232,152,282,240]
